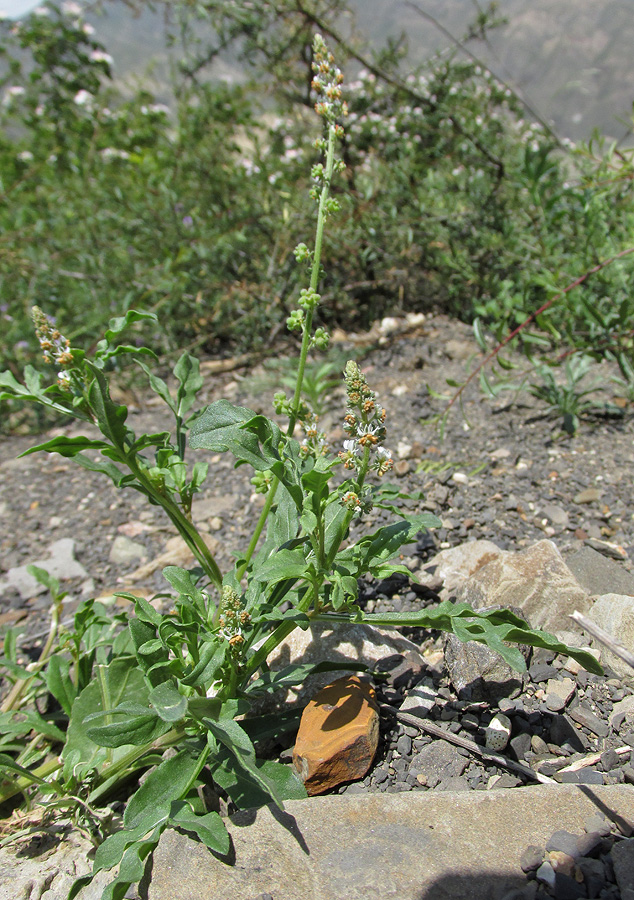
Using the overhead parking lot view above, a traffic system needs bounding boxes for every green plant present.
[528,354,609,435]
[0,33,602,900]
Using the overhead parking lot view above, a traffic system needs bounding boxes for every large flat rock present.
[150,785,634,900]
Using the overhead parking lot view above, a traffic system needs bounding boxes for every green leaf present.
[174,352,203,418]
[62,658,150,777]
[102,310,158,346]
[188,400,282,471]
[0,752,60,789]
[124,748,206,829]
[210,751,306,810]
[472,317,488,352]
[0,710,64,743]
[149,681,187,723]
[71,452,127,486]
[249,660,368,695]
[100,834,161,900]
[338,514,440,573]
[18,435,110,459]
[168,801,230,855]
[239,708,304,744]
[200,702,285,808]
[93,822,161,874]
[162,567,205,603]
[180,638,226,688]
[251,548,308,586]
[84,362,130,448]
[137,362,176,413]
[85,703,170,747]
[339,603,603,675]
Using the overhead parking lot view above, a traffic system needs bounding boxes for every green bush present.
[0,0,633,416]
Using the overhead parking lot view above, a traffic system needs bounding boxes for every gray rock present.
[266,622,425,703]
[568,702,609,737]
[108,534,147,565]
[409,740,468,782]
[520,845,544,873]
[428,540,504,597]
[546,829,579,858]
[0,830,112,900]
[541,503,570,529]
[544,678,576,712]
[584,814,612,837]
[587,594,634,678]
[0,538,87,599]
[535,860,556,888]
[585,538,629,561]
[566,546,634,598]
[610,695,634,728]
[453,540,591,635]
[148,785,634,900]
[574,488,602,505]
[400,679,437,718]
[613,838,634,893]
[444,632,523,702]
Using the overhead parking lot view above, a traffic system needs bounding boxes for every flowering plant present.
[0,34,601,900]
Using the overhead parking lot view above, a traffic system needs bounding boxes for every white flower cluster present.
[338,360,392,478]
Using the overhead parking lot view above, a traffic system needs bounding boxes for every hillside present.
[78,0,634,143]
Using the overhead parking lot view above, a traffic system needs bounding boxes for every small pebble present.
[520,845,544,873]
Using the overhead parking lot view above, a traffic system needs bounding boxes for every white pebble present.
[485,713,511,751]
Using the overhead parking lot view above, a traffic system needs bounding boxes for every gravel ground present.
[1,313,634,897]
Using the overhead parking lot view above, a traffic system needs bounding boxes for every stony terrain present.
[1,312,634,899]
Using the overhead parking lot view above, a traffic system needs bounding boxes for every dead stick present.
[570,611,634,671]
[559,746,631,774]
[380,704,555,785]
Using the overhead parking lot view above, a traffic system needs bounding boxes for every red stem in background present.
[444,245,634,414]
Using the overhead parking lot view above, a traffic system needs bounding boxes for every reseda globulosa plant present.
[0,34,602,900]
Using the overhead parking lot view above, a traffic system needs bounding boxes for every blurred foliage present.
[1,0,633,426]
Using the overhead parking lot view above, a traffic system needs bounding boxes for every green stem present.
[243,590,317,680]
[238,124,338,579]
[0,757,62,805]
[0,597,62,714]
[124,453,223,590]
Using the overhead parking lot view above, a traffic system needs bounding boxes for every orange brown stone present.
[292,674,380,796]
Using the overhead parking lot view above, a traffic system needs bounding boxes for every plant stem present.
[123,453,223,590]
[0,597,62,714]
[0,757,62,805]
[237,123,338,579]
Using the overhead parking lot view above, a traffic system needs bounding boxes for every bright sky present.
[1,0,43,18]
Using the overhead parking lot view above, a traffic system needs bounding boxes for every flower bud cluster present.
[298,288,320,312]
[311,33,348,123]
[310,326,329,351]
[218,586,251,655]
[338,360,393,477]
[298,411,328,459]
[251,470,273,494]
[294,242,312,265]
[32,305,74,390]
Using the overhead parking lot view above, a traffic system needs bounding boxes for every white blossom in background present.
[73,89,92,106]
[90,50,113,66]
[62,1,83,15]
[100,148,130,161]
[3,86,25,106]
